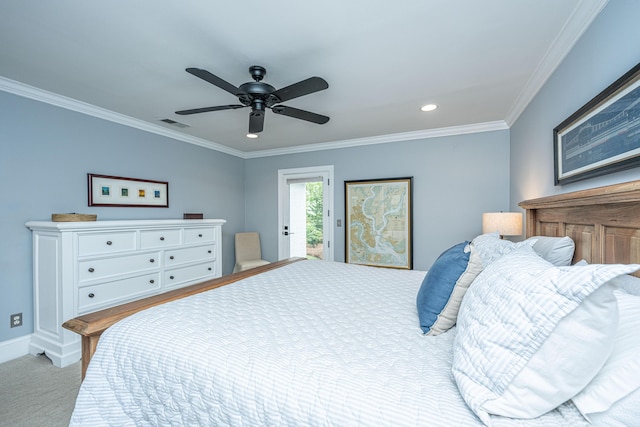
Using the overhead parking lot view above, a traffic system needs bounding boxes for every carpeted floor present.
[0,354,81,427]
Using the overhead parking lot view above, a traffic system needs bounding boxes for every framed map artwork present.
[344,177,413,269]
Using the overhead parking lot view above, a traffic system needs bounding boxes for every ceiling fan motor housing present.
[238,81,280,107]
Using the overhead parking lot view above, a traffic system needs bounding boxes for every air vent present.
[160,118,190,128]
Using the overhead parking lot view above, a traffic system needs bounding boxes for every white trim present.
[0,335,32,364]
[0,76,246,158]
[505,0,609,126]
[1,0,606,162]
[1,76,509,160]
[244,121,509,158]
[278,166,334,261]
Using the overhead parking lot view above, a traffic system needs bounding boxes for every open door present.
[278,166,334,261]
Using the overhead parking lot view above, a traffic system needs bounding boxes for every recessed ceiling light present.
[420,104,438,112]
[246,133,259,139]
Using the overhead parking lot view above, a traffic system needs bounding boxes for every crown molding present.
[0,76,246,158]
[2,76,508,159]
[1,1,608,160]
[242,121,509,159]
[505,0,609,126]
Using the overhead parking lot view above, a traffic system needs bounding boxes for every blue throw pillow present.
[416,241,483,335]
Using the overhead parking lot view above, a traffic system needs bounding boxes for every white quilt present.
[70,261,587,426]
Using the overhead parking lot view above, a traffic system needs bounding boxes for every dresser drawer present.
[164,261,217,289]
[78,231,136,256]
[78,273,161,314]
[78,251,160,282]
[140,229,181,248]
[27,219,224,368]
[184,227,215,244]
[164,244,215,267]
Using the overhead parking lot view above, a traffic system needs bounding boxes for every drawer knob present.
[106,241,112,245]
[170,256,174,260]
[208,267,212,271]
[198,234,203,237]
[88,267,95,273]
[160,237,165,241]
[149,279,155,284]
[208,250,212,254]
[150,259,155,263]
[169,275,174,280]
[88,293,95,298]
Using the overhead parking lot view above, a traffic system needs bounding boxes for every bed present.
[65,180,640,426]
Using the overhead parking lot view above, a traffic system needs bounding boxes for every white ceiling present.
[0,1,607,157]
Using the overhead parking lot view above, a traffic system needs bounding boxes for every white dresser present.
[25,219,226,367]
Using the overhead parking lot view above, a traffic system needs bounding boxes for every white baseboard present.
[0,335,32,364]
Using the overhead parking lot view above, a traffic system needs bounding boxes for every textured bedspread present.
[70,261,587,426]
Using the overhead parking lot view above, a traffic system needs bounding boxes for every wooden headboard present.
[519,180,640,266]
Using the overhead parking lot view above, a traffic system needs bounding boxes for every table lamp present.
[482,212,523,239]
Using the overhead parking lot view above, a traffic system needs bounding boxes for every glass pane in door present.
[288,181,324,259]
[305,181,324,260]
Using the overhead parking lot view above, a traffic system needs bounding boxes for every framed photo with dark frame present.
[344,177,413,269]
[88,174,169,207]
[554,62,640,185]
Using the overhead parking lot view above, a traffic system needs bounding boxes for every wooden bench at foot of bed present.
[63,257,306,379]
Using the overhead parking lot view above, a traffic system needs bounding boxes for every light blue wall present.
[510,0,640,208]
[245,130,511,271]
[0,91,246,343]
[6,1,635,354]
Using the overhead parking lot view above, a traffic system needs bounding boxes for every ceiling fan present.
[175,65,330,134]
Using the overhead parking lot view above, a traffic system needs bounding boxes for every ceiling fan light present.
[420,103,438,112]
[246,133,259,139]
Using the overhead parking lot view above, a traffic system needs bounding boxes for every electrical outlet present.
[10,313,22,328]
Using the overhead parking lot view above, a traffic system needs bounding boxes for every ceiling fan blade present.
[185,68,248,97]
[249,111,265,133]
[271,105,330,124]
[175,105,246,115]
[271,77,328,103]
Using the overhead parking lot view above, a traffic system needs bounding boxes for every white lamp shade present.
[482,212,523,237]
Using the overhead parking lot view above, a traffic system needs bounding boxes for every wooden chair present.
[233,232,270,273]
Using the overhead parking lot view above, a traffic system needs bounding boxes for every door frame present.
[277,165,334,261]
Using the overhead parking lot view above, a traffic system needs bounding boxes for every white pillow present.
[525,235,575,266]
[452,245,640,425]
[484,284,618,418]
[471,232,536,267]
[572,290,640,419]
[574,261,640,295]
[609,271,640,296]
